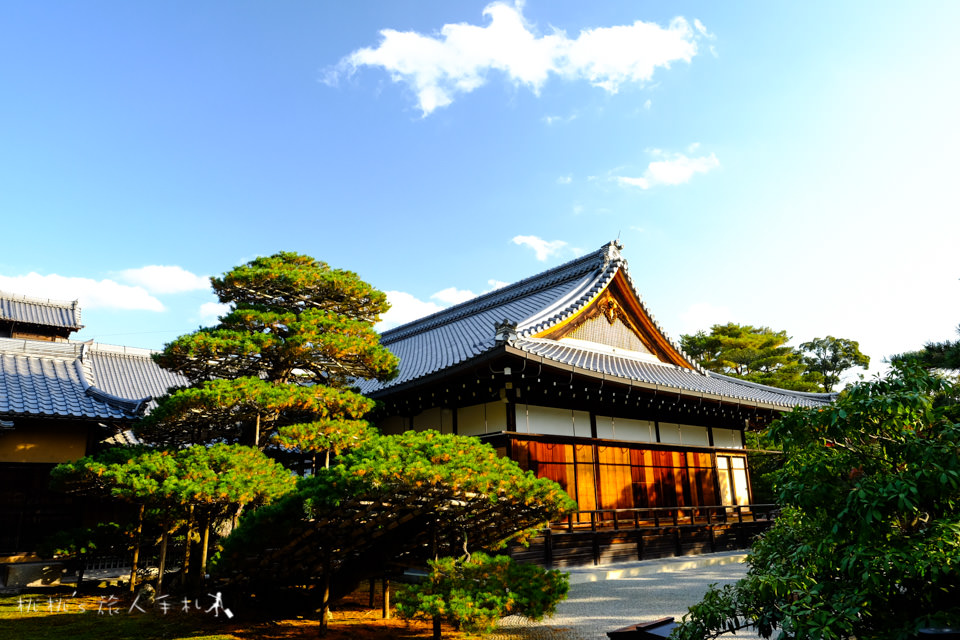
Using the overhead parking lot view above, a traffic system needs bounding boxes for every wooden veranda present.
[511,504,777,567]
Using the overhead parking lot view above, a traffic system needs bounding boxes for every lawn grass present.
[0,585,483,640]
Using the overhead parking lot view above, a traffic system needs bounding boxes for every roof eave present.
[501,344,815,412]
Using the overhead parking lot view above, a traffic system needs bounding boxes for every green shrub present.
[395,553,569,635]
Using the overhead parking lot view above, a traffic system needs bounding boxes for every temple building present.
[361,241,835,563]
[0,292,184,555]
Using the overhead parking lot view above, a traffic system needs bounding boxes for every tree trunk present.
[128,504,145,593]
[318,558,331,636]
[157,528,170,595]
[76,554,86,590]
[254,412,261,449]
[183,505,194,586]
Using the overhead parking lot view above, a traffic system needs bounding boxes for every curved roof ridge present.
[708,371,840,401]
[0,337,84,359]
[516,251,621,335]
[87,342,161,359]
[510,242,703,373]
[381,242,616,343]
[84,386,152,417]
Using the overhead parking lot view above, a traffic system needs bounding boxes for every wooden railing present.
[549,503,779,533]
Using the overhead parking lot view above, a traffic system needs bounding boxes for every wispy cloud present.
[0,273,165,311]
[543,113,578,126]
[117,265,210,294]
[556,175,573,184]
[512,235,568,261]
[328,2,705,115]
[198,302,231,325]
[616,147,720,189]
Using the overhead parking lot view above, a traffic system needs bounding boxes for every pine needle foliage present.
[138,252,398,454]
[215,431,577,588]
[395,553,569,636]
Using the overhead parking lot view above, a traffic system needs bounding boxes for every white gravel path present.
[491,551,761,640]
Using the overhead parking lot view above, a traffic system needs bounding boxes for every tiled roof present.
[0,291,83,330]
[0,338,186,421]
[361,241,834,409]
[515,339,833,408]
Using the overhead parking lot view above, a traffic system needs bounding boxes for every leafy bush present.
[674,364,960,640]
[395,553,569,634]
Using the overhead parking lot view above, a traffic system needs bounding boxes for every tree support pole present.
[199,515,211,586]
[381,577,390,619]
[129,504,144,593]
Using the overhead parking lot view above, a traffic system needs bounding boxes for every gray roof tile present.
[0,291,83,330]
[0,337,187,420]
[362,242,834,409]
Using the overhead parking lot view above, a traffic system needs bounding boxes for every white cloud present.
[198,302,231,325]
[0,273,164,311]
[118,265,210,294]
[377,290,444,331]
[677,302,732,336]
[643,99,652,110]
[376,279,515,332]
[556,175,572,184]
[431,287,478,305]
[616,148,720,189]
[330,2,704,115]
[512,235,568,261]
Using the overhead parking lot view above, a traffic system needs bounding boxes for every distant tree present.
[799,336,870,392]
[681,323,819,392]
[892,324,960,370]
[215,431,577,635]
[138,252,399,467]
[674,364,960,640]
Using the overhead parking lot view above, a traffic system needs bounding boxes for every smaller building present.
[0,292,185,555]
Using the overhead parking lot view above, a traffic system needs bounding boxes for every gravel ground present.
[490,551,760,640]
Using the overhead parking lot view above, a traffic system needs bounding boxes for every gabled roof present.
[0,291,83,331]
[362,241,835,409]
[0,337,187,421]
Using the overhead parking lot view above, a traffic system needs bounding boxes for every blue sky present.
[1,1,958,380]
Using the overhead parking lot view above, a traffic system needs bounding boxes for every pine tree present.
[138,252,399,465]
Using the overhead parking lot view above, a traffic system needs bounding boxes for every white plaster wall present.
[518,405,590,437]
[412,407,455,434]
[596,415,656,442]
[457,401,507,436]
[680,424,710,446]
[658,422,682,444]
[713,427,744,449]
